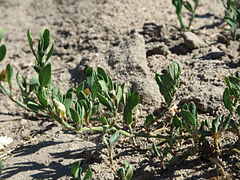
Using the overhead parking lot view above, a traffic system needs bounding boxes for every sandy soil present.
[0,0,239,179]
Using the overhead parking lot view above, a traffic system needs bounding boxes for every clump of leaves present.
[172,0,201,31]
[1,29,239,178]
[70,160,93,180]
[116,162,134,180]
[222,0,240,40]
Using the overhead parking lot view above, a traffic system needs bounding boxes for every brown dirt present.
[0,0,239,179]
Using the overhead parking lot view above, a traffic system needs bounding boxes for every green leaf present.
[0,44,6,62]
[27,29,37,59]
[29,75,39,92]
[70,161,82,179]
[99,116,109,125]
[223,88,234,113]
[63,91,73,114]
[123,92,140,125]
[181,109,196,127]
[90,80,99,98]
[116,167,125,179]
[0,160,2,176]
[205,120,211,128]
[172,115,182,128]
[27,100,43,111]
[109,131,121,147]
[152,143,161,157]
[70,108,81,126]
[98,80,109,93]
[39,63,51,87]
[0,28,3,42]
[116,85,123,106]
[212,116,220,133]
[6,64,13,86]
[97,92,112,110]
[46,43,54,62]
[222,115,231,131]
[183,1,193,12]
[42,29,50,51]
[125,162,134,180]
[168,61,180,81]
[97,67,108,83]
[144,114,155,128]
[76,83,85,97]
[37,89,48,106]
[83,167,93,180]
[52,86,62,101]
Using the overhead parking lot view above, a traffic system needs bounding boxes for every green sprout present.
[70,160,93,180]
[155,61,180,108]
[172,0,201,31]
[103,131,121,165]
[116,162,134,180]
[222,0,240,40]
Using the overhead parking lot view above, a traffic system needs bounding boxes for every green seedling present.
[155,61,180,108]
[70,160,93,180]
[172,0,201,31]
[207,115,231,150]
[103,131,121,165]
[152,143,170,168]
[27,29,54,72]
[222,0,240,40]
[116,162,134,180]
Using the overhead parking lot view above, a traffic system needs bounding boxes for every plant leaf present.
[144,114,155,128]
[37,89,48,106]
[183,1,193,12]
[0,160,2,176]
[0,44,6,62]
[223,88,234,113]
[97,92,112,110]
[172,115,182,128]
[0,28,3,42]
[27,29,37,59]
[70,108,82,127]
[39,63,51,87]
[109,131,121,147]
[83,167,93,180]
[6,64,13,86]
[46,43,54,62]
[42,29,50,51]
[70,161,81,179]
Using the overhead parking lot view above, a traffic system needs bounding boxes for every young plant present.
[70,160,93,180]
[172,0,201,31]
[222,0,240,40]
[155,61,180,108]
[116,162,134,180]
[103,131,121,165]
